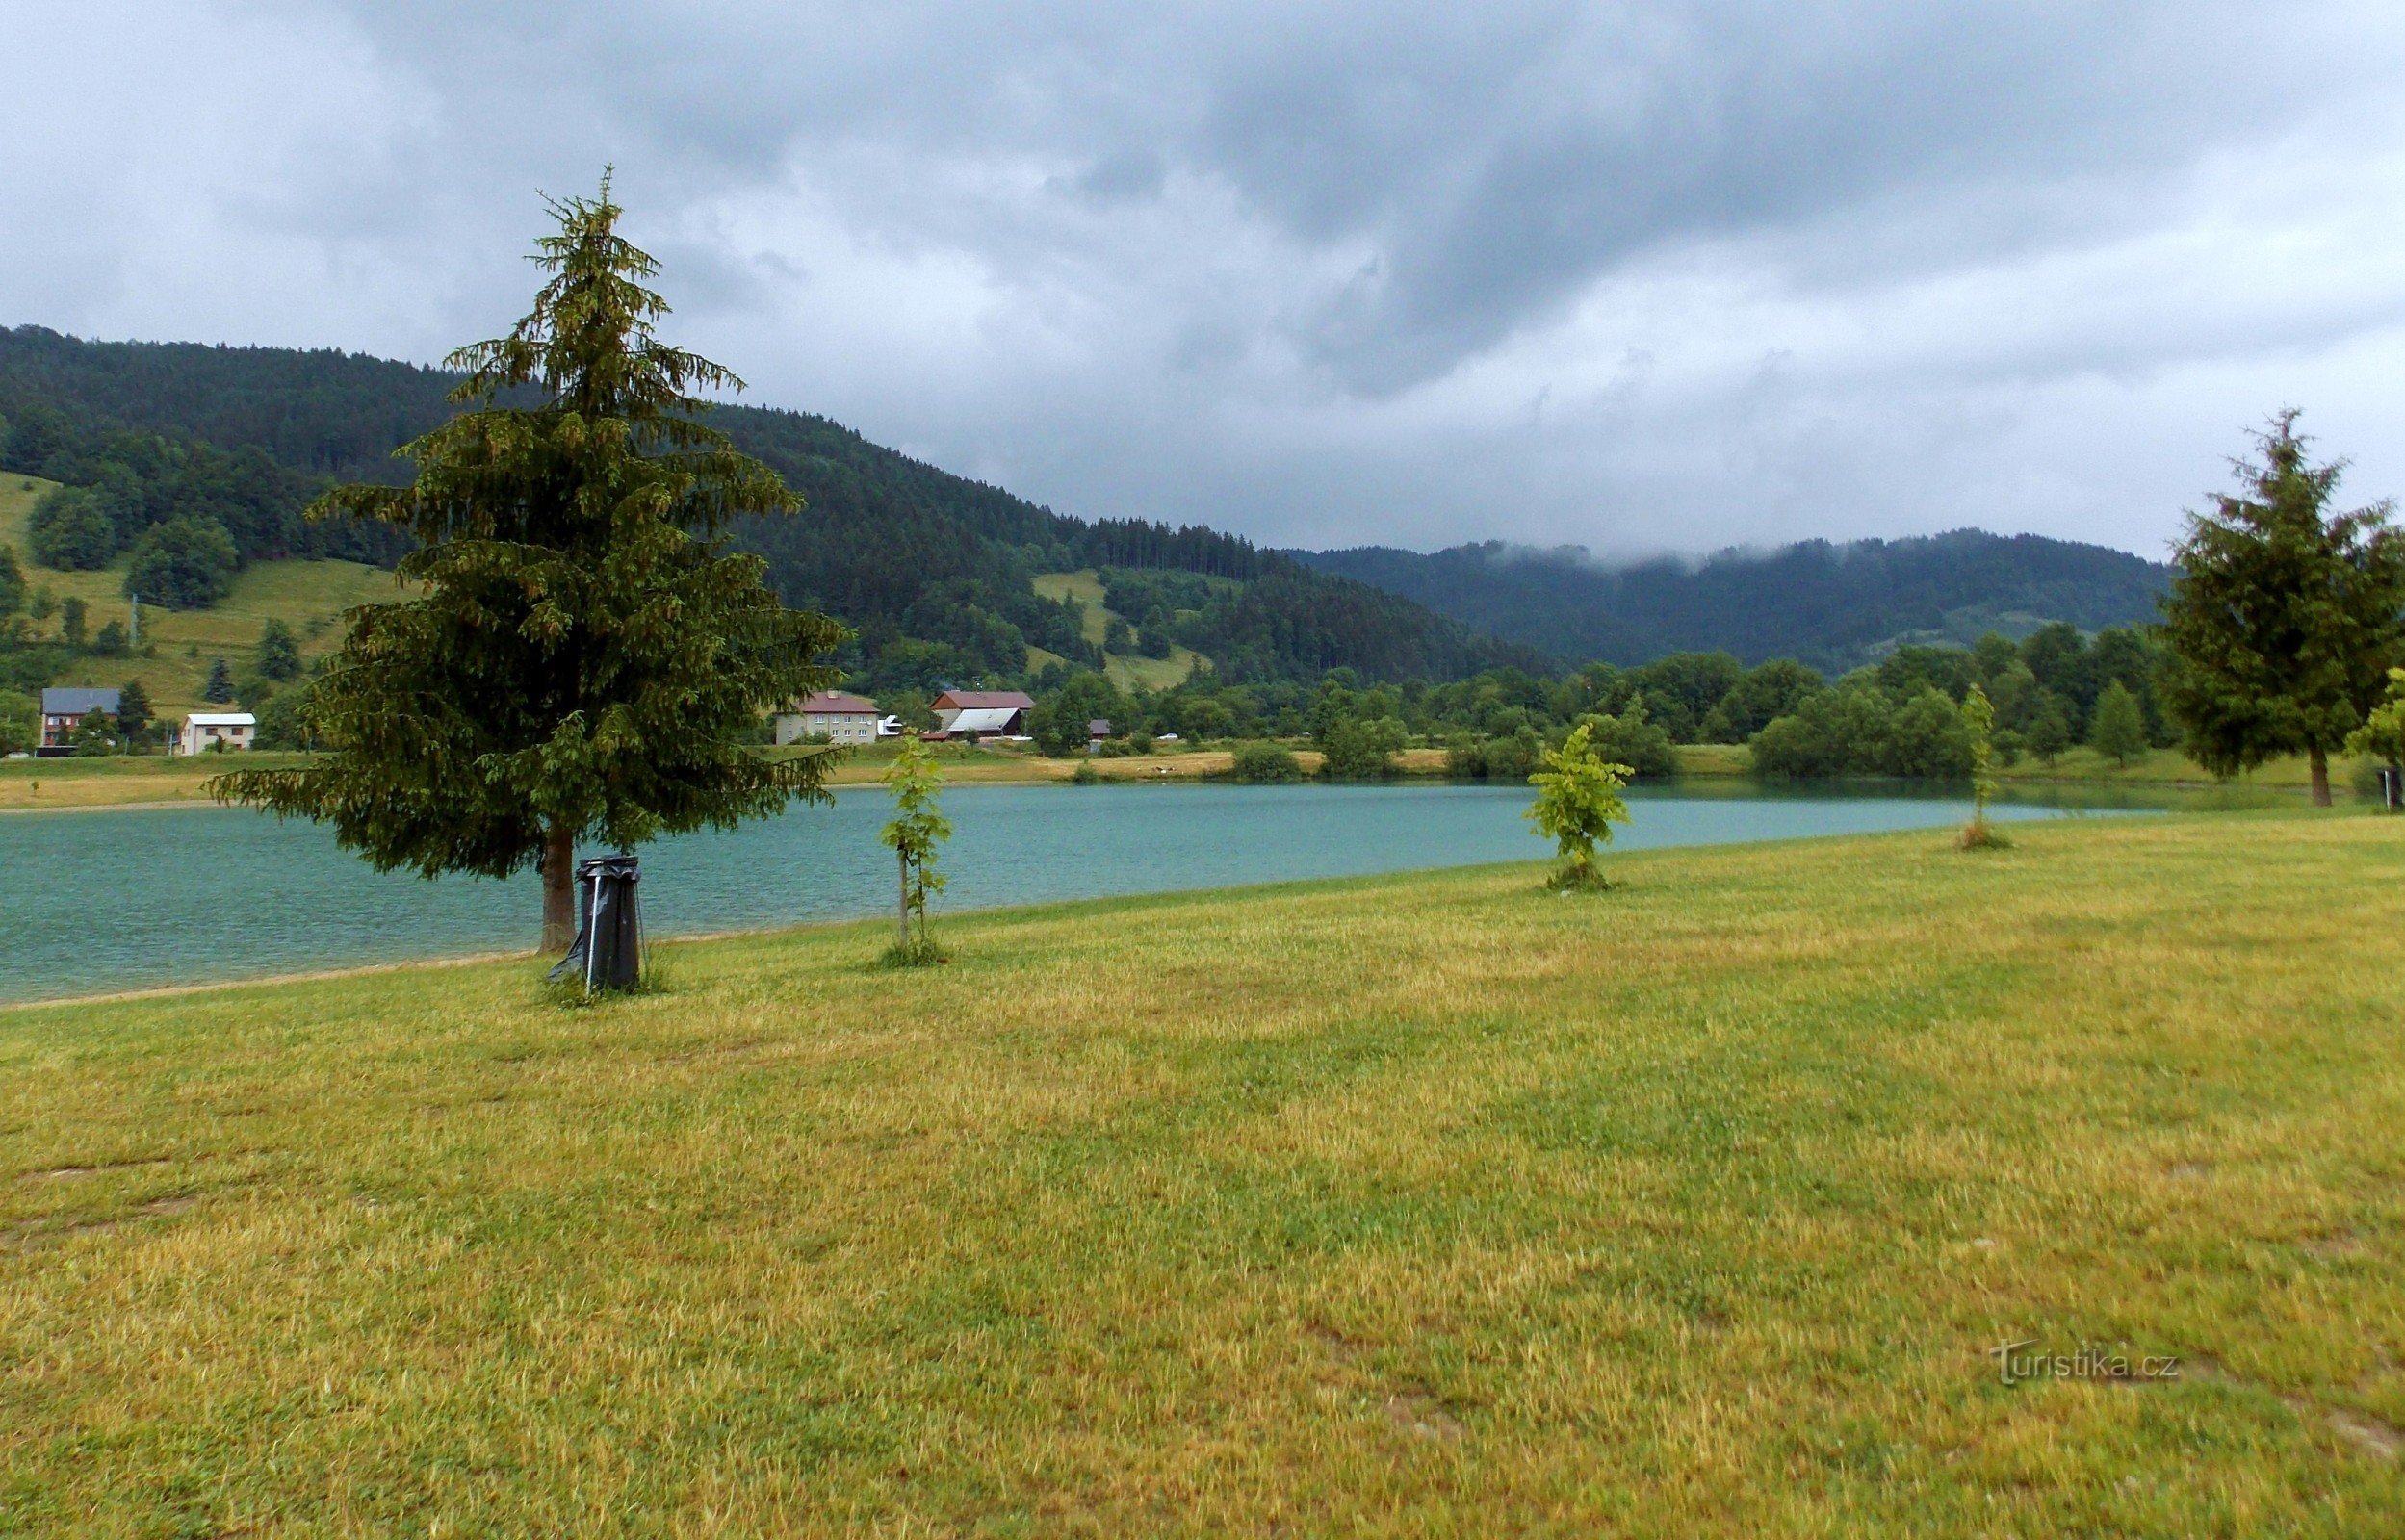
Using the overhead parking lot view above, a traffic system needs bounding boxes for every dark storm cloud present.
[7,2,2405,556]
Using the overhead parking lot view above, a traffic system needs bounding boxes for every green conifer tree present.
[215,177,845,950]
[2159,412,2405,804]
[257,618,302,681]
[203,656,236,703]
[116,678,152,747]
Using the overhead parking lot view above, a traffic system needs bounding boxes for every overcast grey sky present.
[7,2,2404,560]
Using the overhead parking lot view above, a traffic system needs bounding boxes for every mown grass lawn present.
[4,811,2403,1534]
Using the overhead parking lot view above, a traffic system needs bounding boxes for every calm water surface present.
[0,782,2121,1003]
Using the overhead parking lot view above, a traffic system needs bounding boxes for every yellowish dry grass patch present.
[4,812,2403,1533]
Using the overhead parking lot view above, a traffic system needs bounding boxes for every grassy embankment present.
[6,810,2403,1533]
[1030,568,1206,691]
[1,475,397,718]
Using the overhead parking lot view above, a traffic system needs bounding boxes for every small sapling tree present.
[1526,720,1633,890]
[1958,683,2008,849]
[880,736,952,963]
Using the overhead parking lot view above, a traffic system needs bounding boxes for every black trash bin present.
[548,853,644,993]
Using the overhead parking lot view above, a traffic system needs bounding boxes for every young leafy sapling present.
[1526,721,1633,890]
[880,737,953,962]
[1958,683,2008,849]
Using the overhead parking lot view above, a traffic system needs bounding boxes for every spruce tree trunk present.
[897,850,911,948]
[2309,746,2332,808]
[542,822,578,952]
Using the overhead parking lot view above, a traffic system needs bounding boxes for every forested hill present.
[0,324,1543,687]
[1297,534,2175,674]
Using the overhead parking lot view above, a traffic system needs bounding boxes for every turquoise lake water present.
[0,782,2124,1003]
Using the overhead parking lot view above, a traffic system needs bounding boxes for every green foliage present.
[1450,726,1544,781]
[252,687,320,751]
[123,514,241,609]
[256,618,302,680]
[1573,699,1677,779]
[1750,680,1982,782]
[1701,658,1823,741]
[0,689,35,755]
[1069,759,1099,785]
[212,179,845,938]
[68,708,116,757]
[1228,743,1304,783]
[0,545,22,616]
[879,736,951,961]
[2159,412,2405,803]
[2023,694,2071,765]
[26,485,116,570]
[1028,670,1126,757]
[1744,618,2164,781]
[1889,686,1976,780]
[1525,721,1633,888]
[1318,714,1407,780]
[1959,683,2005,847]
[59,596,87,650]
[2341,668,2405,768]
[116,678,152,742]
[2088,680,2148,767]
[91,620,127,656]
[202,656,235,704]
[1752,682,1894,778]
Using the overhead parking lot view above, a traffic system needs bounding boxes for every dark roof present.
[934,690,1034,710]
[41,687,119,716]
[1088,719,1113,735]
[795,691,878,714]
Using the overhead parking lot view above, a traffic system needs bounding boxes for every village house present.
[38,687,119,756]
[174,712,257,755]
[929,689,1034,740]
[774,690,881,746]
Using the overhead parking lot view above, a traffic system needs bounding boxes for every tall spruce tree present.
[2159,412,2405,806]
[216,178,845,949]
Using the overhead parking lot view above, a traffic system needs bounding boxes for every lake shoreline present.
[0,783,2138,1006]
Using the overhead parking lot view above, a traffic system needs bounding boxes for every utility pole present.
[129,592,140,650]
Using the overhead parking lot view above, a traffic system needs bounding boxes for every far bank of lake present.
[0,782,2147,1004]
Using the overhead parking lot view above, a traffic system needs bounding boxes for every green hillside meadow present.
[5,810,2401,1534]
[1,474,394,717]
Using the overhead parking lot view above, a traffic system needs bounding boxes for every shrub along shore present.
[5,809,2402,1532]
